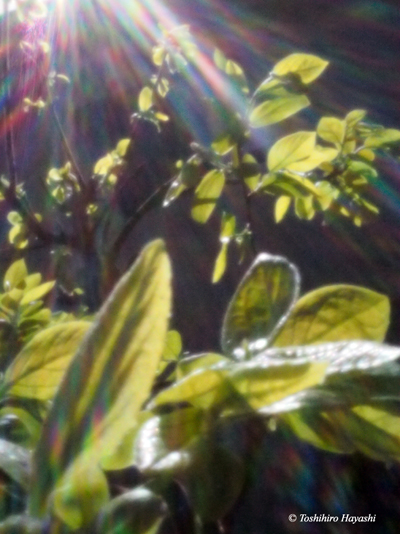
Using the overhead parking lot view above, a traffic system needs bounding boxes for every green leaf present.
[345,109,367,131]
[3,322,91,401]
[249,95,310,128]
[257,341,400,388]
[138,87,154,112]
[267,131,316,172]
[274,196,291,223]
[0,438,31,490]
[364,128,400,148]
[317,117,346,147]
[135,408,205,470]
[221,253,300,359]
[272,285,390,347]
[283,410,355,454]
[191,169,225,223]
[212,134,235,155]
[242,153,261,191]
[151,359,327,413]
[329,407,400,462]
[29,240,171,521]
[294,195,315,220]
[4,260,28,291]
[96,486,167,534]
[173,441,245,521]
[7,212,23,226]
[213,243,228,283]
[157,330,182,375]
[286,146,339,173]
[20,281,55,306]
[115,138,131,157]
[52,459,109,529]
[177,353,229,380]
[272,53,329,84]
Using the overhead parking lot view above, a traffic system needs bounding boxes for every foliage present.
[0,4,400,534]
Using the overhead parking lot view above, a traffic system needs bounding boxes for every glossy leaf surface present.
[272,285,390,347]
[221,253,300,359]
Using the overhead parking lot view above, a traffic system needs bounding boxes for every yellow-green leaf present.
[29,240,171,520]
[115,139,131,157]
[345,109,367,131]
[286,146,339,173]
[268,131,316,172]
[364,128,400,148]
[317,117,346,147]
[96,486,167,534]
[94,154,114,175]
[138,87,154,112]
[20,281,55,306]
[221,253,300,359]
[272,285,390,347]
[177,353,229,381]
[3,322,91,401]
[52,460,109,530]
[4,259,28,291]
[191,169,225,223]
[249,95,310,128]
[275,195,291,223]
[212,243,228,284]
[272,53,329,84]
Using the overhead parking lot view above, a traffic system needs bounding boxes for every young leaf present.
[272,285,390,347]
[3,322,91,401]
[3,260,28,291]
[212,243,228,283]
[20,281,55,306]
[274,196,291,223]
[29,240,171,520]
[272,53,329,84]
[221,253,300,359]
[364,128,400,148]
[267,131,316,172]
[317,117,346,147]
[191,169,225,223]
[249,95,310,128]
[138,87,154,112]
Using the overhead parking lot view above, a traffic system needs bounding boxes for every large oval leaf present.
[221,253,300,360]
[249,95,310,128]
[267,131,316,172]
[3,322,91,401]
[29,240,171,521]
[151,358,327,414]
[272,53,329,84]
[272,285,390,347]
